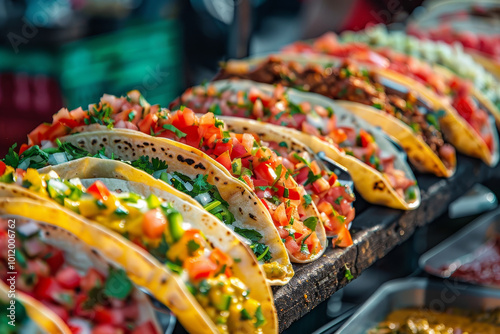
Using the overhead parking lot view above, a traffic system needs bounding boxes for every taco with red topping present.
[0,217,161,334]
[215,55,460,177]
[171,80,420,210]
[283,33,499,167]
[0,166,278,333]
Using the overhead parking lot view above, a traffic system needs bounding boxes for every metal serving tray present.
[419,208,500,287]
[336,278,500,334]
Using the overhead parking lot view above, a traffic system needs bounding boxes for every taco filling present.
[0,166,267,333]
[0,218,158,334]
[173,83,416,201]
[284,33,495,153]
[216,57,456,170]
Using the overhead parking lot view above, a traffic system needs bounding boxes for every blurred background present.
[0,0,426,155]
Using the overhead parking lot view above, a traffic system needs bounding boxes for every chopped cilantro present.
[163,124,187,138]
[304,194,312,207]
[209,104,222,115]
[303,217,318,232]
[104,267,133,300]
[234,227,263,243]
[304,171,322,186]
[2,144,20,167]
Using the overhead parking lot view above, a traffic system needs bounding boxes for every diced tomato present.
[86,181,111,202]
[328,173,338,186]
[335,226,353,248]
[309,161,322,175]
[142,208,167,239]
[55,267,81,289]
[317,201,333,216]
[273,203,289,226]
[44,249,65,274]
[57,118,80,128]
[0,161,5,176]
[359,129,373,147]
[42,122,69,142]
[95,307,124,325]
[294,167,310,185]
[213,141,233,156]
[34,277,62,302]
[275,185,301,200]
[312,178,330,194]
[242,133,255,152]
[184,257,218,281]
[453,96,475,121]
[131,321,159,334]
[176,108,196,127]
[215,151,232,171]
[27,123,51,145]
[284,237,301,254]
[231,141,249,159]
[18,144,30,156]
[182,126,203,148]
[80,268,104,292]
[209,248,233,277]
[254,163,277,184]
[138,113,158,134]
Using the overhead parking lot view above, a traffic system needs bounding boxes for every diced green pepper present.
[168,212,184,242]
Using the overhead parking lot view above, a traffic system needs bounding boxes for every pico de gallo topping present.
[0,218,159,334]
[173,83,416,201]
[284,33,494,152]
[216,57,456,170]
[0,166,267,333]
[2,142,278,274]
[22,93,325,261]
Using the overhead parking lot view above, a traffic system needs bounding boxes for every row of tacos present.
[1,27,499,333]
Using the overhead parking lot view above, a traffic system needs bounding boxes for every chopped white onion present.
[48,152,69,165]
[194,192,212,206]
[17,221,39,237]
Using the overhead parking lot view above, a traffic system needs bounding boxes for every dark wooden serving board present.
[273,154,500,332]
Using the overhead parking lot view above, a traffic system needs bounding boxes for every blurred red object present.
[0,71,63,156]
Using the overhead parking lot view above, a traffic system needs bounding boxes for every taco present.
[0,217,161,334]
[0,166,278,333]
[283,33,499,166]
[171,79,420,210]
[0,281,71,333]
[17,92,328,264]
[215,55,457,177]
